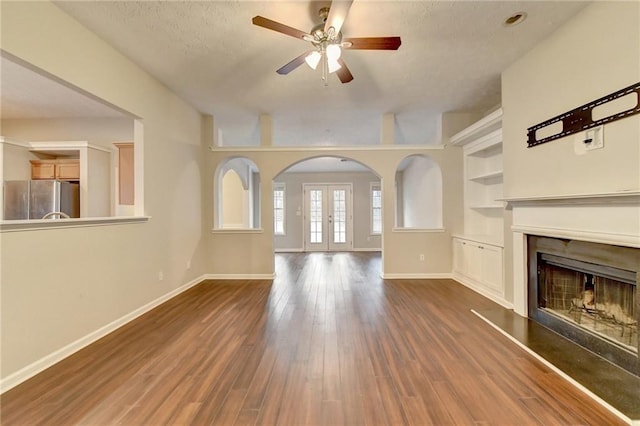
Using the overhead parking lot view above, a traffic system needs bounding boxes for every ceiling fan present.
[252,0,401,85]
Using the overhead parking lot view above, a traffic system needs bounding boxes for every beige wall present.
[86,147,111,217]
[1,1,206,382]
[502,1,640,199]
[273,171,382,251]
[206,147,464,277]
[1,118,133,149]
[221,170,247,228]
[1,141,37,181]
[399,155,443,229]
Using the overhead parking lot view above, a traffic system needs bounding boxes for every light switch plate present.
[584,125,604,151]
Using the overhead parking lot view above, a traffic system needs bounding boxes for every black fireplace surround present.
[528,236,640,376]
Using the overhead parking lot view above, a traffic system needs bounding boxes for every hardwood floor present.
[0,252,626,425]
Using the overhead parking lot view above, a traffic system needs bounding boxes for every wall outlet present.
[419,254,425,261]
[158,271,164,281]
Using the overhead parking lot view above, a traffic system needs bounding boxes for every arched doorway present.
[272,156,382,253]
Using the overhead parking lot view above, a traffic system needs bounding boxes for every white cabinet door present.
[464,240,483,282]
[480,244,503,294]
[453,237,504,299]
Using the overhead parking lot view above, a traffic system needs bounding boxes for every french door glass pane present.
[333,190,346,243]
[310,190,323,243]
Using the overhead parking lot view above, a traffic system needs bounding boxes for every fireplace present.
[528,235,640,375]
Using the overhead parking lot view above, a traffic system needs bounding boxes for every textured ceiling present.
[4,1,589,146]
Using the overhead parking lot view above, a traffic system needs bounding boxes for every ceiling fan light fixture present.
[326,44,342,61]
[327,57,342,74]
[305,51,322,70]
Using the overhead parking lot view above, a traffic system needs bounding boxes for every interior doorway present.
[303,184,353,251]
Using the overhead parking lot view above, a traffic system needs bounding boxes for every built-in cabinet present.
[30,159,80,180]
[450,108,508,306]
[452,237,503,299]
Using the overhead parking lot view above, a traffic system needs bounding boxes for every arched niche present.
[395,154,443,229]
[214,157,261,229]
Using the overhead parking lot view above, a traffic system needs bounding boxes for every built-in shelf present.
[452,109,505,303]
[452,108,504,246]
[470,204,504,210]
[469,170,503,182]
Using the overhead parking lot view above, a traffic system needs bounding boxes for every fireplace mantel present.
[510,190,640,316]
[503,190,640,205]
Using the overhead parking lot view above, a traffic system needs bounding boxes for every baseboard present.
[452,273,513,310]
[0,274,208,394]
[203,273,275,280]
[274,248,304,253]
[352,248,382,252]
[381,273,453,279]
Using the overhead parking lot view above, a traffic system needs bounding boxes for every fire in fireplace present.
[528,236,640,376]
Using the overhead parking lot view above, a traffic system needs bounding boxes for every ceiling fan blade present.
[343,37,402,50]
[336,58,354,84]
[276,51,313,75]
[252,16,310,40]
[324,0,354,35]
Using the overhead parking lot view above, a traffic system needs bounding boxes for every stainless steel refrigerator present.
[3,180,80,220]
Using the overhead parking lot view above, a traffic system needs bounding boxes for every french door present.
[303,184,353,252]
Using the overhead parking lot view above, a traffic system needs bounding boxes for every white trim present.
[453,234,504,247]
[452,274,513,309]
[0,138,31,148]
[210,145,445,153]
[274,248,304,253]
[211,228,264,234]
[392,227,446,233]
[0,273,207,394]
[29,141,112,154]
[382,273,452,279]
[203,273,275,280]
[470,309,635,425]
[0,216,150,232]
[511,225,640,248]
[502,190,640,204]
[352,248,382,252]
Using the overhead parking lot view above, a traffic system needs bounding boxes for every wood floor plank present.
[0,252,627,426]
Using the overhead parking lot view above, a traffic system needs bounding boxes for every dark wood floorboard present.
[0,252,627,425]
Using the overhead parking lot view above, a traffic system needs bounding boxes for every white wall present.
[1,1,207,386]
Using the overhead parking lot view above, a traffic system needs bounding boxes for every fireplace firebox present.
[528,236,640,376]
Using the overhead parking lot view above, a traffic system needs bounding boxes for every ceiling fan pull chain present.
[323,53,329,86]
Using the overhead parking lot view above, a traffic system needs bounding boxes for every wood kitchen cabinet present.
[113,142,134,205]
[30,159,80,180]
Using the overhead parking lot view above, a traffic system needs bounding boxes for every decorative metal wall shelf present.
[527,82,640,148]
